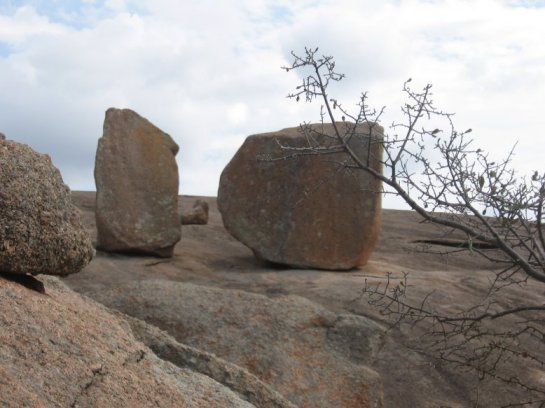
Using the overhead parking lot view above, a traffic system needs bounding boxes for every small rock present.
[94,108,181,257]
[181,199,209,225]
[0,140,93,276]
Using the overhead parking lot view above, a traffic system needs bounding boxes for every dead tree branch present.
[280,46,545,406]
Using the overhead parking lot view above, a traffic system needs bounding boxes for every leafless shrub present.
[280,47,545,406]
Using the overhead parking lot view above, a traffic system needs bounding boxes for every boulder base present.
[94,108,181,257]
[218,122,383,270]
[0,140,93,276]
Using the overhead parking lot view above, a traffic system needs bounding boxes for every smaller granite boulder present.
[181,199,209,225]
[0,140,93,275]
[0,132,5,140]
[94,108,181,257]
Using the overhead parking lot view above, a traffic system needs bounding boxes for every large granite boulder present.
[0,140,93,276]
[95,108,181,257]
[0,275,293,408]
[218,122,383,270]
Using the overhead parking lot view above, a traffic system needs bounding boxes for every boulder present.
[181,199,209,225]
[0,140,93,276]
[87,280,385,408]
[94,108,181,257]
[0,132,5,140]
[218,122,383,270]
[0,275,285,408]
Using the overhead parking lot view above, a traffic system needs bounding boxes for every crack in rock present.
[123,349,146,366]
[70,364,106,408]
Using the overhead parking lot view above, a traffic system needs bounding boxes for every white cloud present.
[0,0,544,209]
[0,6,67,45]
[226,103,249,126]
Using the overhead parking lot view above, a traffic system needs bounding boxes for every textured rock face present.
[181,199,209,225]
[95,108,181,257]
[88,280,385,408]
[218,122,383,270]
[127,315,297,408]
[0,275,262,408]
[0,140,93,276]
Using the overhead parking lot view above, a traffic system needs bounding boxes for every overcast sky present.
[1,0,544,208]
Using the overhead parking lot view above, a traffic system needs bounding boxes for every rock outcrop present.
[126,315,296,408]
[218,122,383,270]
[87,280,385,408]
[94,108,181,257]
[181,199,209,225]
[0,275,294,408]
[66,191,538,407]
[0,140,93,276]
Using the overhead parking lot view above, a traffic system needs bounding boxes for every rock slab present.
[0,140,93,276]
[94,108,181,257]
[218,122,383,270]
[89,280,385,408]
[0,275,261,408]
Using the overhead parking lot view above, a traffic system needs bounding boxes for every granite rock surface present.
[218,122,383,270]
[95,108,180,257]
[0,140,93,276]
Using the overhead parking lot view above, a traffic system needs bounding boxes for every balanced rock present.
[0,140,93,276]
[95,108,181,257]
[218,122,383,270]
[181,199,209,225]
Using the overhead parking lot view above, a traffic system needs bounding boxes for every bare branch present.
[282,47,545,405]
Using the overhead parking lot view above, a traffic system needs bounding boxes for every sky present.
[1,0,544,209]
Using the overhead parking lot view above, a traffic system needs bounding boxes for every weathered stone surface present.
[0,140,93,276]
[87,280,385,408]
[218,122,383,270]
[0,275,275,408]
[95,108,181,257]
[67,191,540,407]
[126,314,297,408]
[181,199,209,225]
